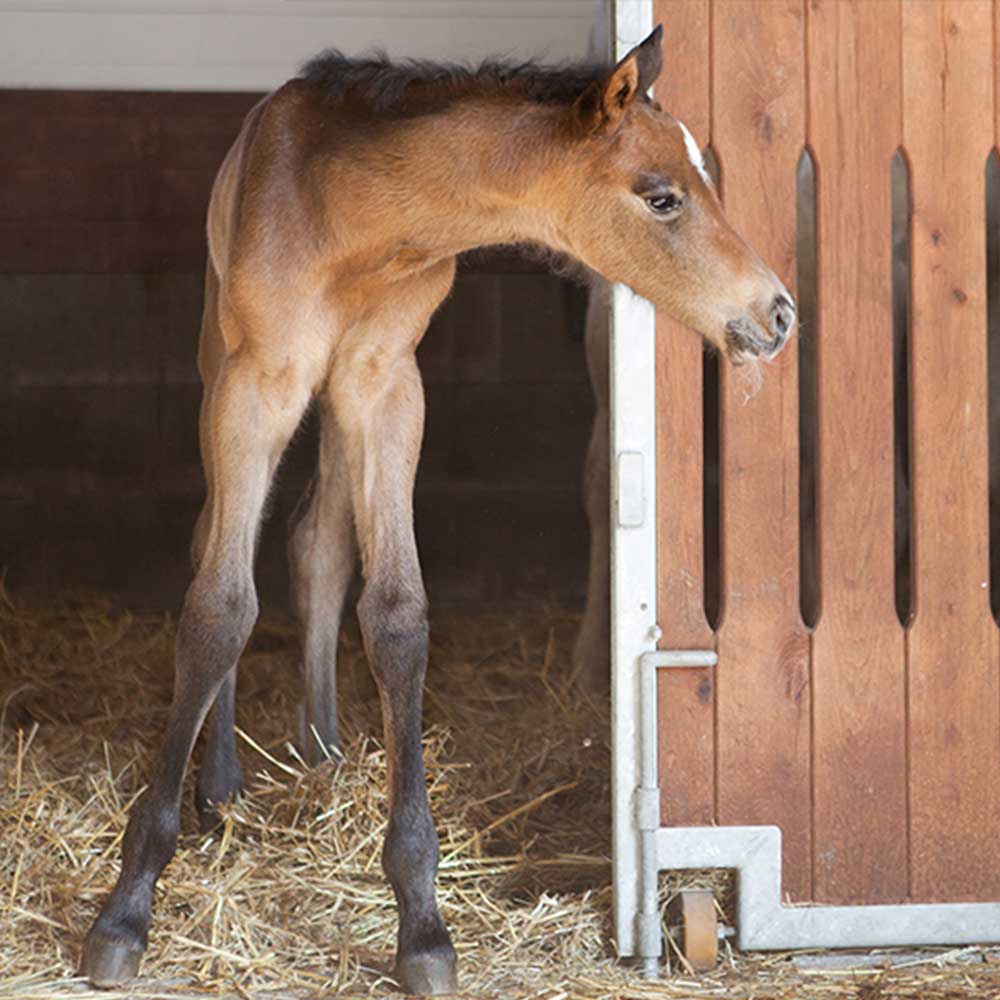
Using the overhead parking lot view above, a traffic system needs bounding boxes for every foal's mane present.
[299,49,612,116]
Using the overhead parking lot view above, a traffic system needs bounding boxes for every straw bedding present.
[2,589,1000,999]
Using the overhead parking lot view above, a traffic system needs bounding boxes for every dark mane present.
[298,49,611,115]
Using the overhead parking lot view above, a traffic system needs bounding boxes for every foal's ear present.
[572,24,664,136]
[633,24,665,92]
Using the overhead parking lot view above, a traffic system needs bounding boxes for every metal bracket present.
[637,646,1000,969]
[654,824,1000,950]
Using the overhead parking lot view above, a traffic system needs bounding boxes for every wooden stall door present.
[652,0,1000,907]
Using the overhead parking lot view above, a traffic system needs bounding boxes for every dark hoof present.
[195,767,244,834]
[194,786,242,835]
[300,740,337,769]
[394,951,458,996]
[296,703,341,768]
[80,933,143,988]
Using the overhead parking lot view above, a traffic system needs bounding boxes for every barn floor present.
[3,592,1000,999]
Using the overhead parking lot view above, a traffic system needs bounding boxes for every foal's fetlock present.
[114,792,182,882]
[382,815,439,887]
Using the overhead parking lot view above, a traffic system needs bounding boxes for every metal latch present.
[639,649,718,671]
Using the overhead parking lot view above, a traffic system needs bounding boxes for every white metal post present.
[609,1,657,963]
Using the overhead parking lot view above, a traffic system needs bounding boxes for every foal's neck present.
[329,98,572,273]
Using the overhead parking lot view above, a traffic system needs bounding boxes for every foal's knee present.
[357,582,428,677]
[121,789,183,888]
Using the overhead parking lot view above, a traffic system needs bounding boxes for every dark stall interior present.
[0,91,595,617]
[0,87,616,996]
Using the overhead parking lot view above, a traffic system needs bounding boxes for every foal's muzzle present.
[725,293,797,363]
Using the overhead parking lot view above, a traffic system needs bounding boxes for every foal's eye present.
[646,192,683,216]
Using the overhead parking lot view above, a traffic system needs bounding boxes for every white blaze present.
[677,119,711,186]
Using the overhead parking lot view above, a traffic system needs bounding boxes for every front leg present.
[330,291,457,993]
[358,585,455,994]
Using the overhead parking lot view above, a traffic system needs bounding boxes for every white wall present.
[0,0,608,91]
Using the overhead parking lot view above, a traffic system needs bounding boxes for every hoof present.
[296,702,341,768]
[195,767,244,834]
[194,787,242,835]
[394,951,458,996]
[80,934,143,988]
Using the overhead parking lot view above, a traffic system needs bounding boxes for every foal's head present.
[547,26,795,364]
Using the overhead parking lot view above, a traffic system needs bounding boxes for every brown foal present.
[80,27,794,995]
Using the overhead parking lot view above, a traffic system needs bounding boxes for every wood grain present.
[653,0,716,826]
[712,0,812,901]
[0,90,254,275]
[903,0,1000,900]
[807,0,908,904]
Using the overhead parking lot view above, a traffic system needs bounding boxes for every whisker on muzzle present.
[736,356,764,404]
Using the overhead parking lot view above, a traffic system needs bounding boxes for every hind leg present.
[189,267,246,831]
[288,404,356,765]
[574,277,612,688]
[195,669,243,831]
[81,340,315,986]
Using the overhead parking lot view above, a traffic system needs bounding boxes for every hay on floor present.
[2,589,999,999]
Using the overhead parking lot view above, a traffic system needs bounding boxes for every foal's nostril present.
[770,295,796,341]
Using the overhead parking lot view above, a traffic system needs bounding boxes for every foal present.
[81,27,794,995]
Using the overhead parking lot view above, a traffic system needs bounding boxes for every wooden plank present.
[0,91,256,274]
[0,219,208,274]
[903,0,1000,901]
[0,167,215,223]
[807,0,908,904]
[712,0,811,901]
[652,0,715,827]
[0,90,258,118]
[0,94,257,170]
